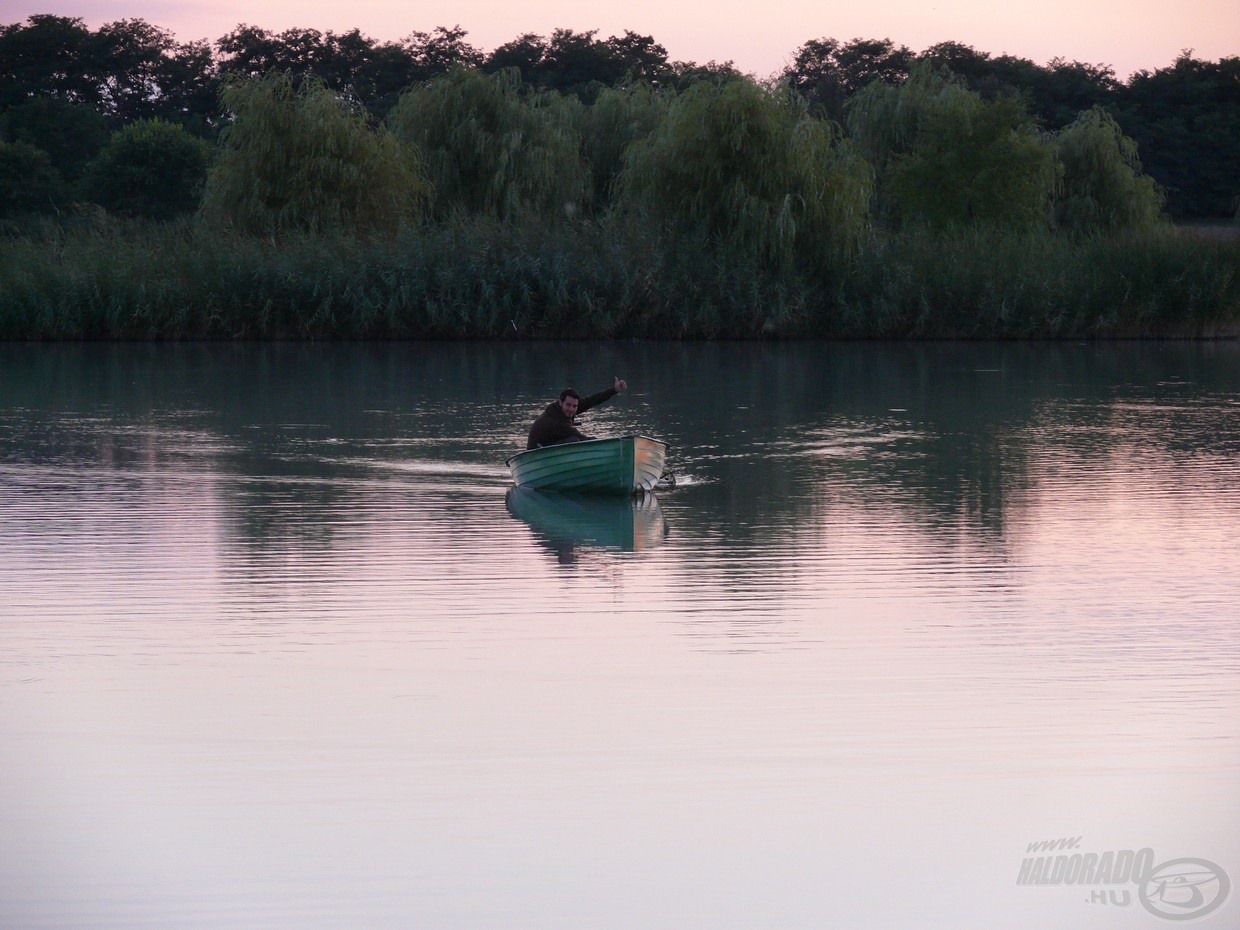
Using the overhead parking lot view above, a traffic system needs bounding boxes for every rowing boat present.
[505,435,667,495]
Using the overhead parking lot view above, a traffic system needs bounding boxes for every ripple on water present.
[2,342,1239,929]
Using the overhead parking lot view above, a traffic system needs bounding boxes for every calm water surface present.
[1,342,1238,929]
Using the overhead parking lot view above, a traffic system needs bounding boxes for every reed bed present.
[1,218,1237,339]
[836,225,1240,338]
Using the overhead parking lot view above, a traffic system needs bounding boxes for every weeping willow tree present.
[575,83,667,212]
[616,78,872,271]
[1054,107,1164,232]
[845,63,952,175]
[848,64,1059,230]
[386,68,586,221]
[201,74,425,236]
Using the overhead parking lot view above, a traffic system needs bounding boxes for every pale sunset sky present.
[5,0,1238,79]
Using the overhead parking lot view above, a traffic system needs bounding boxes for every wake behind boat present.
[505,435,667,495]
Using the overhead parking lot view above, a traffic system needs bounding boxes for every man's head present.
[558,389,580,418]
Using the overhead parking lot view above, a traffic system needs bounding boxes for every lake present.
[2,341,1237,929]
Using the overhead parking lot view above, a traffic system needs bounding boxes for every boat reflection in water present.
[505,487,668,565]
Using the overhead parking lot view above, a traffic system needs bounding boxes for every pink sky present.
[8,0,1239,79]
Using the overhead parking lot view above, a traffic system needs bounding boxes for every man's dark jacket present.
[526,388,618,450]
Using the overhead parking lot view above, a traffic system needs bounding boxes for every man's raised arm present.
[577,377,628,414]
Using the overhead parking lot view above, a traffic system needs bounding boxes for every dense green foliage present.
[201,74,423,234]
[618,80,871,269]
[786,37,913,123]
[1,14,1236,216]
[576,83,666,211]
[1117,55,1240,219]
[2,15,1238,341]
[2,219,1236,339]
[848,66,1058,230]
[1054,108,1164,232]
[0,15,215,124]
[887,92,1057,230]
[484,29,673,98]
[0,96,109,181]
[386,68,584,221]
[842,225,1240,337]
[0,140,62,216]
[81,119,211,219]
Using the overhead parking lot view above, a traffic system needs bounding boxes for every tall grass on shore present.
[0,216,794,339]
[1,217,1237,339]
[838,225,1240,337]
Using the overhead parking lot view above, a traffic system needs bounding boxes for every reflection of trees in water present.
[626,341,1240,605]
[218,475,349,562]
[216,481,508,583]
[684,342,1235,532]
[2,340,1237,585]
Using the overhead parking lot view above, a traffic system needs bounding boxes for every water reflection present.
[506,488,668,564]
[2,341,1239,930]
[5,341,1238,552]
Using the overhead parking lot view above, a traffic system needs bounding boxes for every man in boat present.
[526,377,628,450]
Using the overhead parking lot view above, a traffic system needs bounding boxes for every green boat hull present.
[505,435,667,495]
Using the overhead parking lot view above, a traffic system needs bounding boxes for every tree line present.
[0,14,1236,222]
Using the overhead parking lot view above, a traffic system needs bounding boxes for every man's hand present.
[614,376,628,393]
